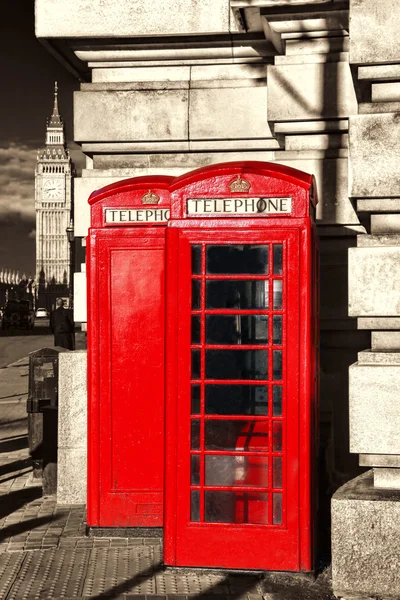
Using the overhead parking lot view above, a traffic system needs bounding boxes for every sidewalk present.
[0,358,334,599]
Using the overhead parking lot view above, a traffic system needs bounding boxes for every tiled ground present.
[0,358,334,599]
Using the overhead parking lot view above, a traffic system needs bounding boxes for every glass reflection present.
[191,490,200,522]
[206,349,268,380]
[273,386,282,416]
[273,244,283,275]
[272,421,282,452]
[273,456,282,489]
[191,455,200,485]
[273,280,282,310]
[191,316,201,344]
[205,420,269,451]
[192,280,201,310]
[192,350,201,379]
[273,351,282,380]
[206,315,268,345]
[273,315,282,345]
[273,493,282,525]
[191,420,200,450]
[205,455,269,488]
[206,280,268,310]
[192,245,202,274]
[206,245,269,275]
[191,385,201,414]
[205,385,268,415]
[204,492,269,524]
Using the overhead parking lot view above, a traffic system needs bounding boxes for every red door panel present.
[92,230,166,527]
[166,227,304,570]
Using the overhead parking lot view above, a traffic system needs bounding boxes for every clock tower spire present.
[35,83,73,308]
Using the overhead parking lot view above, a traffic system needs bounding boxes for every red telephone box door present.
[87,177,172,528]
[166,228,301,570]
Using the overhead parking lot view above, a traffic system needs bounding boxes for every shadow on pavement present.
[0,457,32,477]
[90,561,262,600]
[0,435,28,453]
[0,468,32,485]
[0,513,62,543]
[0,486,42,521]
[90,562,163,599]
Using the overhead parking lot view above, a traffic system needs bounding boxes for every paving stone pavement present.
[0,357,335,599]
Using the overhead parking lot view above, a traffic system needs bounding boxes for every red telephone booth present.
[164,161,318,571]
[87,176,173,528]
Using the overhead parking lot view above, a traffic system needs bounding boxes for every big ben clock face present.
[43,179,64,200]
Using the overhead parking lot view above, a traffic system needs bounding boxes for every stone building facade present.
[35,0,400,596]
[35,83,73,309]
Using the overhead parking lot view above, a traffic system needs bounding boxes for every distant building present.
[35,82,73,310]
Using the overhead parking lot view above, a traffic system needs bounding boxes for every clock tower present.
[35,82,73,296]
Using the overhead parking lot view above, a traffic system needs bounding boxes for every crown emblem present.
[141,189,160,205]
[229,175,251,193]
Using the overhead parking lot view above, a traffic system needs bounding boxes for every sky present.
[0,0,85,277]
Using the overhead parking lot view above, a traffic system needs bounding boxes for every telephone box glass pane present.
[206,349,268,380]
[273,350,282,381]
[205,385,268,415]
[192,280,201,309]
[273,244,283,275]
[191,385,201,414]
[273,386,282,416]
[205,455,269,488]
[206,280,268,310]
[273,493,282,525]
[273,280,282,310]
[205,420,268,451]
[192,245,202,274]
[191,490,200,522]
[192,350,201,379]
[204,492,269,524]
[273,457,282,488]
[273,316,282,345]
[206,245,269,275]
[206,315,268,345]
[191,420,200,450]
[191,316,201,344]
[272,421,282,452]
[191,455,200,485]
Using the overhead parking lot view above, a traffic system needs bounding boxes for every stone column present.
[332,0,400,597]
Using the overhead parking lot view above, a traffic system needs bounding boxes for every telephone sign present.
[87,175,173,528]
[164,162,318,572]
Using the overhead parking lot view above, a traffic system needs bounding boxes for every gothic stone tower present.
[35,82,72,293]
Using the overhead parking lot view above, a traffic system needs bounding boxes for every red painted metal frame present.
[164,161,318,572]
[87,176,173,528]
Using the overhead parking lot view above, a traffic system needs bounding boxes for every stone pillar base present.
[332,470,400,599]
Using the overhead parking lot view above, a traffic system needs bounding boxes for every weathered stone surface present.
[349,247,400,317]
[267,63,357,122]
[349,114,400,198]
[374,467,400,490]
[36,0,230,37]
[358,317,400,330]
[371,214,400,234]
[57,449,87,504]
[189,87,273,140]
[92,66,191,83]
[349,363,400,454]
[360,454,400,468]
[58,351,87,449]
[57,351,87,504]
[276,156,358,225]
[357,350,400,365]
[350,0,400,65]
[74,90,189,142]
[372,331,400,351]
[332,471,400,598]
[372,82,400,103]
